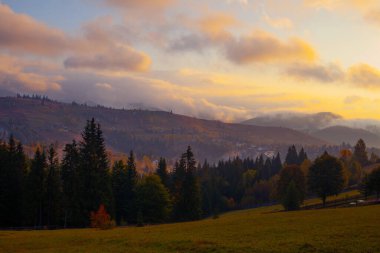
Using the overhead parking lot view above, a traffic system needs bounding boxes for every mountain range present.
[0,96,326,162]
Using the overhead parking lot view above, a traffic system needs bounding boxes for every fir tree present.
[0,136,27,227]
[61,140,81,227]
[172,146,202,221]
[27,148,47,227]
[271,153,283,176]
[78,118,112,226]
[353,139,369,166]
[125,150,138,223]
[156,157,169,188]
[285,145,299,165]
[111,160,128,225]
[298,147,308,165]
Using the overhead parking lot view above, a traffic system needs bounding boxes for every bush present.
[90,204,115,230]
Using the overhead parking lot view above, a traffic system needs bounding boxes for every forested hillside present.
[0,96,327,161]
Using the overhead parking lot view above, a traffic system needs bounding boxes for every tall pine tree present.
[156,157,169,188]
[46,145,62,228]
[78,118,112,226]
[172,146,201,221]
[125,151,138,223]
[27,148,47,228]
[61,140,81,227]
[111,160,128,225]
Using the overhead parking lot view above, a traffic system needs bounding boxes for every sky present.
[1,0,380,122]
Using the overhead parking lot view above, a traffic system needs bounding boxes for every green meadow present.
[1,203,379,253]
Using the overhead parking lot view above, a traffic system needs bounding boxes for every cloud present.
[225,30,316,64]
[169,15,316,65]
[64,45,151,73]
[95,82,113,90]
[305,0,380,27]
[104,0,175,10]
[0,55,63,92]
[348,64,380,88]
[263,15,294,29]
[198,13,238,37]
[0,5,152,74]
[286,62,344,82]
[226,0,249,4]
[365,9,380,26]
[344,96,362,104]
[0,4,69,56]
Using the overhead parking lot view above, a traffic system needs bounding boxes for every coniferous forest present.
[0,118,380,229]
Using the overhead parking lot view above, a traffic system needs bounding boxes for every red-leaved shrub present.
[90,204,115,230]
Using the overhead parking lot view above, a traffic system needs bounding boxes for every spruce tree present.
[0,136,27,227]
[125,150,138,223]
[353,139,369,166]
[61,140,81,227]
[27,148,47,228]
[271,153,282,176]
[172,146,201,221]
[298,147,308,165]
[46,145,62,228]
[111,160,128,225]
[78,118,112,226]
[285,145,299,165]
[156,157,168,188]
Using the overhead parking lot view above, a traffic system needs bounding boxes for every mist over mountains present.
[243,112,380,148]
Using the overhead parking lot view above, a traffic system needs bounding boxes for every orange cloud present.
[64,45,151,73]
[286,62,344,82]
[198,13,238,38]
[348,64,380,88]
[0,4,69,56]
[225,30,317,64]
[0,55,63,92]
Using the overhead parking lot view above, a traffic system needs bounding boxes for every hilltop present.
[0,96,326,161]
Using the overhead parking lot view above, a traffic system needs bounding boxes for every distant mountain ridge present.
[243,112,380,148]
[242,112,343,132]
[0,96,326,161]
[311,126,380,148]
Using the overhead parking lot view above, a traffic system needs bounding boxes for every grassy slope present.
[1,204,379,253]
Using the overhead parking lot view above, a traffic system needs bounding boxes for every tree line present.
[1,118,380,228]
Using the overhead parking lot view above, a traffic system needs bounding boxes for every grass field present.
[0,203,379,253]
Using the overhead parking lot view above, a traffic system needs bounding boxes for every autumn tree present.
[282,180,302,211]
[136,175,171,223]
[308,152,345,207]
[90,204,115,230]
[277,165,306,209]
